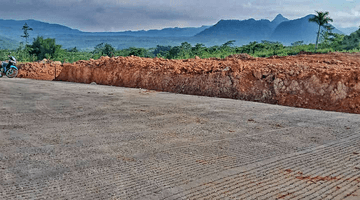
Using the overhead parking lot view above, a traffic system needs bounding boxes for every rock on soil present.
[17,52,360,114]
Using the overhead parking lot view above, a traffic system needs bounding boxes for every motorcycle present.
[0,55,18,78]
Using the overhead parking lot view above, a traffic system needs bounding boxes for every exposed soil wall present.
[18,52,360,114]
[18,62,63,80]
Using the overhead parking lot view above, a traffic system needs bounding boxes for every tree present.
[308,11,333,52]
[67,47,79,52]
[261,40,283,55]
[291,41,304,46]
[28,36,62,60]
[241,41,261,54]
[221,40,236,47]
[153,45,171,57]
[103,43,115,57]
[249,41,259,54]
[319,25,335,48]
[93,43,105,54]
[21,23,33,44]
[128,47,148,57]
[192,43,207,57]
[92,43,115,57]
[166,46,181,59]
[219,40,236,55]
[179,42,193,58]
[329,33,345,50]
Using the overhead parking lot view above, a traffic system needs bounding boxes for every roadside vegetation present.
[0,11,359,63]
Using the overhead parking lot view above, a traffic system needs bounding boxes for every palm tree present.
[308,11,333,52]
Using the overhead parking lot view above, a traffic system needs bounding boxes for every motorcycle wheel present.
[6,68,18,78]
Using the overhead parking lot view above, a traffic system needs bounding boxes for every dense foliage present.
[0,27,359,63]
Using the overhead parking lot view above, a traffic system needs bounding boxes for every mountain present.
[90,26,210,37]
[193,16,289,46]
[0,19,209,49]
[195,19,272,40]
[0,15,348,49]
[0,19,81,42]
[337,27,359,35]
[194,14,343,46]
[0,35,19,49]
[269,14,343,45]
[271,14,289,28]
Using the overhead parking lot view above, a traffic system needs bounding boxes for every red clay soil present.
[17,52,360,114]
[18,62,63,81]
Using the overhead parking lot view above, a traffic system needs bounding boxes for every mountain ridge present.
[0,14,352,49]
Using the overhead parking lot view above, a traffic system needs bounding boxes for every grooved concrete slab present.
[1,78,360,199]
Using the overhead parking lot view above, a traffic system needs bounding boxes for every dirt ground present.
[1,78,360,199]
[17,52,360,114]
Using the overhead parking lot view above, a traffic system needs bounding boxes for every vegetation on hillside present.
[0,33,359,63]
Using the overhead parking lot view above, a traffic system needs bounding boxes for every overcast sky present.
[2,0,359,32]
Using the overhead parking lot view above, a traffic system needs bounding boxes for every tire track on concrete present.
[239,143,359,199]
[193,151,354,200]
[245,156,360,199]
[180,139,356,198]
[176,143,357,199]
[157,132,360,200]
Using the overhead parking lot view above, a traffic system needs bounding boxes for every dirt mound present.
[18,53,360,114]
[18,62,62,80]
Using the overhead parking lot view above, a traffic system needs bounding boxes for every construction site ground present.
[1,77,360,199]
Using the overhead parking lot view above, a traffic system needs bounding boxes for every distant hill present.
[337,27,359,35]
[0,19,209,49]
[0,19,81,42]
[0,35,19,49]
[270,14,343,45]
[194,14,289,46]
[195,19,272,41]
[91,26,210,37]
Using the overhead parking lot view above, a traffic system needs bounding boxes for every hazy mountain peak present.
[270,14,343,45]
[271,14,289,25]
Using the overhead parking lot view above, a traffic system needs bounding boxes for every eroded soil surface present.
[18,52,360,114]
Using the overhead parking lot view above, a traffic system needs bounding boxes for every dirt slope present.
[17,52,360,114]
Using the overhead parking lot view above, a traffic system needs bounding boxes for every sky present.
[1,0,359,32]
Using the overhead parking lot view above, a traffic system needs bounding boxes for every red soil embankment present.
[18,62,63,80]
[18,53,360,114]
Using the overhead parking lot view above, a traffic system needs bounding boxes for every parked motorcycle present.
[0,55,18,78]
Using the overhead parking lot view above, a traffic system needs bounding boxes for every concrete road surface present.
[1,78,360,200]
